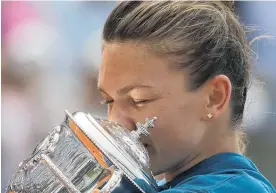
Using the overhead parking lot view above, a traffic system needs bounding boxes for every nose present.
[108,104,136,132]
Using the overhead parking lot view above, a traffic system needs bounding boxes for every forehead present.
[98,42,176,90]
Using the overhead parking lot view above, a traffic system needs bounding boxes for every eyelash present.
[100,99,114,105]
[100,99,149,106]
[132,99,149,105]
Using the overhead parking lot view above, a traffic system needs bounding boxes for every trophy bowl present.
[6,111,158,193]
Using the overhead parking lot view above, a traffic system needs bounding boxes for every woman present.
[98,1,275,193]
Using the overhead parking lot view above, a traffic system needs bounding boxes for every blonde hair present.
[103,1,252,154]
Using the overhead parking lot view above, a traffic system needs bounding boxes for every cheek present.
[150,97,204,151]
[147,101,205,173]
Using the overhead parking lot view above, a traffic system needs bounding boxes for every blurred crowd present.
[1,1,276,191]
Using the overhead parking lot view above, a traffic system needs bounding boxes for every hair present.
[103,1,252,154]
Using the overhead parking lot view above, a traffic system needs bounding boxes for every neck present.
[163,129,240,182]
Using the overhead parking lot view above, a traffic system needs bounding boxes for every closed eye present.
[132,99,150,107]
[100,99,114,105]
[133,99,149,104]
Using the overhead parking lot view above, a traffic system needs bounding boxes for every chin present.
[148,156,165,176]
[149,157,177,176]
[146,145,167,175]
[151,166,166,176]
[149,166,159,176]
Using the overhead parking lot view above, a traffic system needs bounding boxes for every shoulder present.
[160,171,275,193]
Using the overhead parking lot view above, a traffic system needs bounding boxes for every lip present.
[143,143,149,148]
[140,138,153,153]
[139,135,151,146]
[143,143,154,156]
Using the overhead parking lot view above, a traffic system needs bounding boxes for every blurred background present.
[1,1,276,191]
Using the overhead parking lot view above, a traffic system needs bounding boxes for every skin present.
[98,42,240,183]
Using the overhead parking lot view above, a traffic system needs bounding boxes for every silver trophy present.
[6,111,158,193]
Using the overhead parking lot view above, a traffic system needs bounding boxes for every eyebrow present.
[98,84,154,96]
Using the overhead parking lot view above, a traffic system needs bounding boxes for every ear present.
[202,75,232,120]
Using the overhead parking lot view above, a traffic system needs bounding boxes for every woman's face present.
[98,42,208,175]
